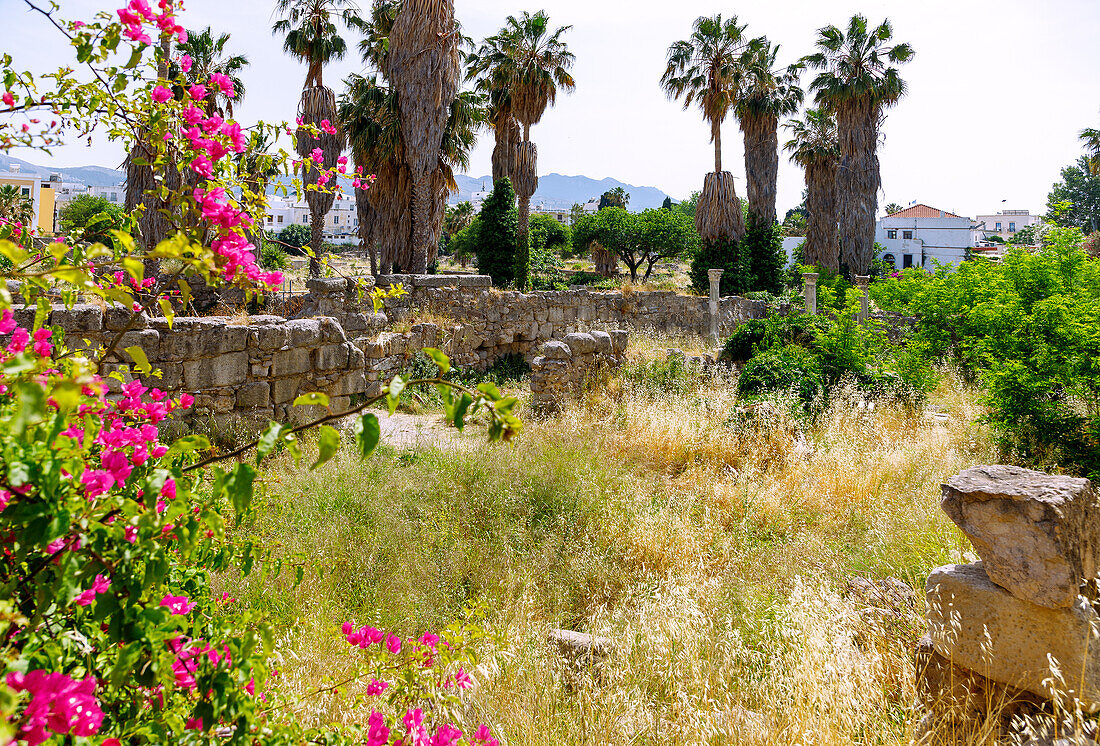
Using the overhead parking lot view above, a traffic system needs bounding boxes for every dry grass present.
[239,332,1002,744]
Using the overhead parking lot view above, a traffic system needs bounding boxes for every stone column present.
[708,269,724,342]
[802,272,819,316]
[854,275,870,323]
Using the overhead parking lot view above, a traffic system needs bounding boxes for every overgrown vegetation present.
[475,178,519,288]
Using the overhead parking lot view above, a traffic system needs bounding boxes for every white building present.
[973,209,1042,242]
[875,204,982,270]
[264,192,359,245]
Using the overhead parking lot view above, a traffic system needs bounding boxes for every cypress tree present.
[689,237,749,297]
[742,214,786,294]
[475,178,519,287]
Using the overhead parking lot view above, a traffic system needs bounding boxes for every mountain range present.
[1,153,675,211]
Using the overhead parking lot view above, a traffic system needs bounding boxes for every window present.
[1009,222,1016,232]
[902,230,913,240]
[20,187,30,197]
[903,254,914,269]
[333,216,339,225]
[882,253,896,267]
[995,222,1002,231]
[887,229,897,239]
[266,216,273,224]
[277,215,283,224]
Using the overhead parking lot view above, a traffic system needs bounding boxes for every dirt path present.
[370,411,466,451]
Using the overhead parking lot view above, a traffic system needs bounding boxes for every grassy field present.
[230,335,995,744]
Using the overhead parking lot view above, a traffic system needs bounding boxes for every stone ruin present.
[918,465,1100,745]
[529,330,629,412]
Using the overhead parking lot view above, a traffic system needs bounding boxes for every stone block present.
[272,347,312,377]
[549,629,613,666]
[590,330,613,354]
[284,319,322,347]
[117,329,161,361]
[316,343,350,371]
[105,306,148,331]
[609,329,629,355]
[51,304,103,333]
[942,466,1100,608]
[273,377,302,405]
[563,332,596,355]
[926,563,1100,708]
[318,317,348,343]
[183,351,247,389]
[236,382,271,409]
[252,325,289,351]
[541,340,572,360]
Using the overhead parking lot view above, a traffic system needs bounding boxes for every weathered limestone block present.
[284,319,323,347]
[236,382,270,409]
[272,347,313,377]
[252,325,289,351]
[548,629,613,666]
[590,330,613,355]
[316,343,350,371]
[273,377,303,405]
[541,341,571,360]
[942,466,1100,608]
[609,329,629,355]
[318,317,347,343]
[52,304,103,333]
[926,563,1100,708]
[183,351,247,389]
[117,329,161,361]
[563,332,596,355]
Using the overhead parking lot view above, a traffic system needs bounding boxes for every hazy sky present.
[4,0,1100,218]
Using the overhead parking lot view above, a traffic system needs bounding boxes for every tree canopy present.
[1047,157,1100,234]
[573,207,699,282]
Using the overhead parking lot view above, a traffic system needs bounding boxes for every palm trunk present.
[513,141,538,291]
[836,99,879,276]
[308,209,324,278]
[696,171,744,244]
[516,195,531,290]
[804,160,839,272]
[742,111,779,227]
[713,120,723,173]
[409,177,431,274]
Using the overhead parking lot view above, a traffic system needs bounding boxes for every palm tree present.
[273,0,358,277]
[341,0,481,275]
[883,202,902,216]
[661,15,751,245]
[0,185,35,242]
[384,0,461,274]
[237,131,281,251]
[803,15,913,275]
[784,108,840,271]
[469,11,576,290]
[1081,127,1100,176]
[173,27,249,118]
[736,39,802,227]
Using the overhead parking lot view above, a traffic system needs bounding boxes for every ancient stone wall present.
[917,465,1100,744]
[530,330,629,412]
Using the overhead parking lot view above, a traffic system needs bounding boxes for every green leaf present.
[158,297,174,328]
[453,393,473,431]
[311,425,341,470]
[12,382,46,436]
[256,422,286,464]
[352,413,380,458]
[125,345,151,376]
[226,463,257,521]
[293,392,329,408]
[477,382,503,401]
[110,642,143,688]
[423,348,451,374]
[166,434,211,456]
[387,375,405,415]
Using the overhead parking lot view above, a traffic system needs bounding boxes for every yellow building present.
[0,171,55,236]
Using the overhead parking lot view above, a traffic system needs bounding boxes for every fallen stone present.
[941,465,1100,608]
[548,629,613,666]
[926,563,1100,709]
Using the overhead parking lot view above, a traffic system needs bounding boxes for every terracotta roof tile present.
[886,204,963,219]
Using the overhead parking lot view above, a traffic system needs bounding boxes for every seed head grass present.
[235,332,1003,743]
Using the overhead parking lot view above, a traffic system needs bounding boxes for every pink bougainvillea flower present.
[208,72,236,98]
[310,147,324,164]
[189,155,213,178]
[150,85,172,104]
[366,712,390,746]
[0,309,15,334]
[337,155,348,165]
[470,725,499,746]
[430,724,463,746]
[160,594,196,615]
[385,633,401,654]
[454,668,472,689]
[179,53,192,73]
[2,92,14,107]
[74,574,111,606]
[187,84,207,100]
[402,709,427,746]
[8,327,29,354]
[32,328,52,357]
[6,671,104,744]
[124,525,138,543]
[366,679,389,696]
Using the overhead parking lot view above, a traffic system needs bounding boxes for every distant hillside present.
[0,153,125,186]
[452,173,673,211]
[3,154,675,211]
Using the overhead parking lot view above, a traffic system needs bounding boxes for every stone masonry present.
[917,465,1100,745]
[530,330,629,412]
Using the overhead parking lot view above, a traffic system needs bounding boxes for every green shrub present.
[742,215,786,294]
[476,178,519,288]
[737,343,825,403]
[720,314,821,364]
[690,237,749,297]
[260,237,290,270]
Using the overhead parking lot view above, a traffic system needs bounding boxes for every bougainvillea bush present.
[0,2,518,743]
